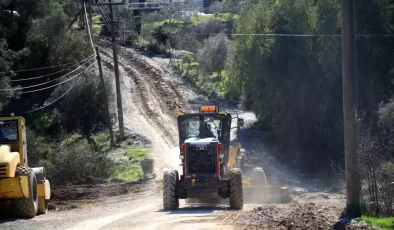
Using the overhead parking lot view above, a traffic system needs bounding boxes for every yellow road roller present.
[0,116,51,218]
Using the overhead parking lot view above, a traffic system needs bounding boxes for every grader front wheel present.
[163,169,179,210]
[229,168,243,210]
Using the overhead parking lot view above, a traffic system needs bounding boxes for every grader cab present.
[0,116,51,218]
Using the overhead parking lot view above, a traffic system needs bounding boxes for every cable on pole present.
[0,63,95,116]
[187,32,394,37]
[9,55,95,82]
[0,59,94,91]
[84,2,96,55]
[95,6,112,30]
[0,61,95,95]
[0,54,95,74]
[98,5,111,24]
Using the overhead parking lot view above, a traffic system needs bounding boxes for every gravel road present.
[0,41,366,230]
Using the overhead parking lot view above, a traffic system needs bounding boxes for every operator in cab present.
[198,116,215,138]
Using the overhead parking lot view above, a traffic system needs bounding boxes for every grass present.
[151,13,239,30]
[361,216,394,230]
[88,132,151,181]
[190,13,239,24]
[112,163,144,181]
[112,147,150,181]
[92,15,104,34]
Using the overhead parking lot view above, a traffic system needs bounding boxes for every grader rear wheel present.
[12,167,38,219]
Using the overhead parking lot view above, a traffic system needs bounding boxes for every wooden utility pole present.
[96,47,115,147]
[341,0,361,217]
[93,0,126,141]
[79,1,85,29]
[88,0,93,29]
[109,0,125,141]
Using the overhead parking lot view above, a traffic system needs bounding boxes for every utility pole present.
[89,0,93,29]
[93,0,126,141]
[96,47,115,147]
[341,0,361,218]
[79,0,85,29]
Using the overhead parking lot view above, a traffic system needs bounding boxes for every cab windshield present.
[180,115,221,139]
[0,120,18,142]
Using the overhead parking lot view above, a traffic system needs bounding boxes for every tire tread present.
[163,169,179,210]
[229,168,243,210]
[12,167,38,218]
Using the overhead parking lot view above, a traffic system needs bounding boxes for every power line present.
[99,5,112,26]
[0,63,95,116]
[9,56,95,82]
[102,30,394,37]
[0,60,93,91]
[0,54,95,74]
[84,2,96,54]
[10,67,70,82]
[0,61,95,95]
[96,6,112,30]
[188,32,394,37]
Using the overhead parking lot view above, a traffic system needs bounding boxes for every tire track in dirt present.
[98,49,177,148]
[96,40,188,149]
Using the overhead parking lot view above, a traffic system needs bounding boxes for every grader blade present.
[242,178,291,204]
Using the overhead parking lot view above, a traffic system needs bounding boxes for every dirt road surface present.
[0,41,362,230]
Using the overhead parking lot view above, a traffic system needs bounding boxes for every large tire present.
[12,167,38,219]
[229,168,243,210]
[252,167,267,186]
[163,169,179,210]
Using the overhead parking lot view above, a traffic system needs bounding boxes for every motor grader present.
[163,105,290,210]
[163,105,244,210]
[0,116,51,218]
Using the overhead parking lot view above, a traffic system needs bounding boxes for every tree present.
[194,19,224,42]
[224,0,394,175]
[51,69,115,150]
[0,39,24,112]
[197,32,230,77]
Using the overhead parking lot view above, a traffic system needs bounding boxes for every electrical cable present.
[98,5,112,25]
[99,30,394,37]
[96,6,112,30]
[0,61,95,95]
[0,54,95,74]
[9,55,94,82]
[188,32,394,37]
[84,2,96,55]
[0,63,95,115]
[0,60,94,91]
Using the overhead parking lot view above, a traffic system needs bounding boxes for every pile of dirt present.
[234,199,380,230]
[237,202,339,229]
